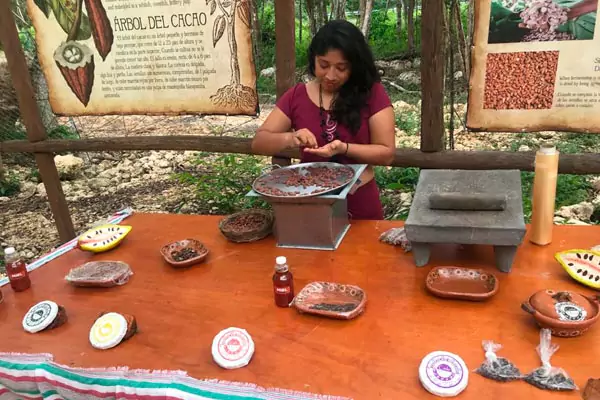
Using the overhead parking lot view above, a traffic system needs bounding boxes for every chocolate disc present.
[89,312,128,350]
[22,300,59,333]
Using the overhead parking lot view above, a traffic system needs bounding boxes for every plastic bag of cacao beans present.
[379,227,411,252]
[524,329,578,391]
[474,340,523,382]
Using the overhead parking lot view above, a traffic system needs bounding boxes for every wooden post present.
[0,5,75,242]
[273,0,296,167]
[420,0,445,152]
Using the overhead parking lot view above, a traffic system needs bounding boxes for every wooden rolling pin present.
[428,192,507,211]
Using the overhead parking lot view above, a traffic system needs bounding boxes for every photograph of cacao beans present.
[483,51,559,110]
[487,0,596,44]
[34,0,113,107]
[208,0,258,112]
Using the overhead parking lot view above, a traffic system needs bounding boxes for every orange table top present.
[1,213,599,399]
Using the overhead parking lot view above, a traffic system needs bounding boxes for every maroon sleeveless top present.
[276,82,392,220]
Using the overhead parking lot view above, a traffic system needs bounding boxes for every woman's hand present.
[303,139,347,157]
[291,128,319,149]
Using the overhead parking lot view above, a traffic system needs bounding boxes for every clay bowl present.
[293,281,366,320]
[425,266,499,301]
[521,289,600,337]
[160,239,209,268]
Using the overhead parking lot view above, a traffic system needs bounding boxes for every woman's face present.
[314,49,351,93]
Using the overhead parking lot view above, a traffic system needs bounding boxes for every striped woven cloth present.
[0,353,351,400]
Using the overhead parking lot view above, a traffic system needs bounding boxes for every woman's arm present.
[568,0,597,19]
[304,106,396,165]
[251,107,296,156]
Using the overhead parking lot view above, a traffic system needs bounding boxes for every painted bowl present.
[426,266,499,301]
[521,289,600,337]
[160,239,209,268]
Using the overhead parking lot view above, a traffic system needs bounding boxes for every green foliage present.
[395,110,420,136]
[375,166,420,191]
[520,172,593,222]
[0,171,20,197]
[33,0,92,40]
[175,153,269,214]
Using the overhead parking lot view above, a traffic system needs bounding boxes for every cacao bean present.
[54,41,95,106]
[84,0,114,61]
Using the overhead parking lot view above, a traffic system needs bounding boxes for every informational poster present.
[26,0,258,116]
[467,0,600,132]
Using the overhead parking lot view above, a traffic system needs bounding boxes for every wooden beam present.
[0,5,75,242]
[3,137,600,174]
[275,0,296,98]
[273,0,296,167]
[420,0,445,152]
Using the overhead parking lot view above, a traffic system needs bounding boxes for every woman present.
[251,20,396,220]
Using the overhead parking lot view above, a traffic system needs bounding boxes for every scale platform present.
[404,169,527,272]
[246,163,368,250]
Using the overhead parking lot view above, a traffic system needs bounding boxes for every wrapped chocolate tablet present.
[65,261,132,287]
[475,340,522,382]
[524,328,578,391]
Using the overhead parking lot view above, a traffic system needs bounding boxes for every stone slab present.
[405,169,527,246]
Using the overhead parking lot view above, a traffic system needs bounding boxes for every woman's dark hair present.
[308,19,380,134]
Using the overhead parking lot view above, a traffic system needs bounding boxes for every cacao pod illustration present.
[54,41,95,107]
[84,0,114,61]
[213,14,226,47]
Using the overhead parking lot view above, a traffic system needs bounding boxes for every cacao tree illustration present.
[33,0,114,107]
[208,0,258,111]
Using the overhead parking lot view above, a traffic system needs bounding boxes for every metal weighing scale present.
[246,162,368,250]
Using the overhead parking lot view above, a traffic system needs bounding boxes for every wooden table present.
[1,213,599,399]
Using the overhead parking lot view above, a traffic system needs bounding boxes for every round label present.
[555,302,586,321]
[425,355,464,389]
[22,301,59,333]
[89,312,128,350]
[419,351,468,397]
[212,327,254,369]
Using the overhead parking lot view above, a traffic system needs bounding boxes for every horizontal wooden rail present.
[2,136,600,174]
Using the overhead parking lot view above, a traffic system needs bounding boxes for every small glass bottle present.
[4,247,31,292]
[273,256,294,307]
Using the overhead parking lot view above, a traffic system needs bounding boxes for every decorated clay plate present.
[252,162,355,199]
[426,267,499,301]
[293,281,366,320]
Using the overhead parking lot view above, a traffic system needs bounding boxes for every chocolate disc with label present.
[419,351,469,397]
[89,312,128,350]
[211,327,255,369]
[22,301,59,333]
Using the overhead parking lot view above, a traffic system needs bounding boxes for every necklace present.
[318,84,340,144]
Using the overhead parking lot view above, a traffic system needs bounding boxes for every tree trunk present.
[396,0,403,37]
[320,0,328,26]
[360,0,373,38]
[405,0,415,52]
[384,0,391,18]
[299,0,303,42]
[250,0,261,64]
[332,0,346,19]
[466,0,474,83]
[228,9,240,85]
[358,0,366,29]
[306,0,318,36]
[452,0,467,81]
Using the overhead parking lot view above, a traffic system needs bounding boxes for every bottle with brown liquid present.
[4,247,31,292]
[273,256,294,307]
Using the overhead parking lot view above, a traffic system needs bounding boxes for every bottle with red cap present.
[4,247,31,292]
[273,256,294,307]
